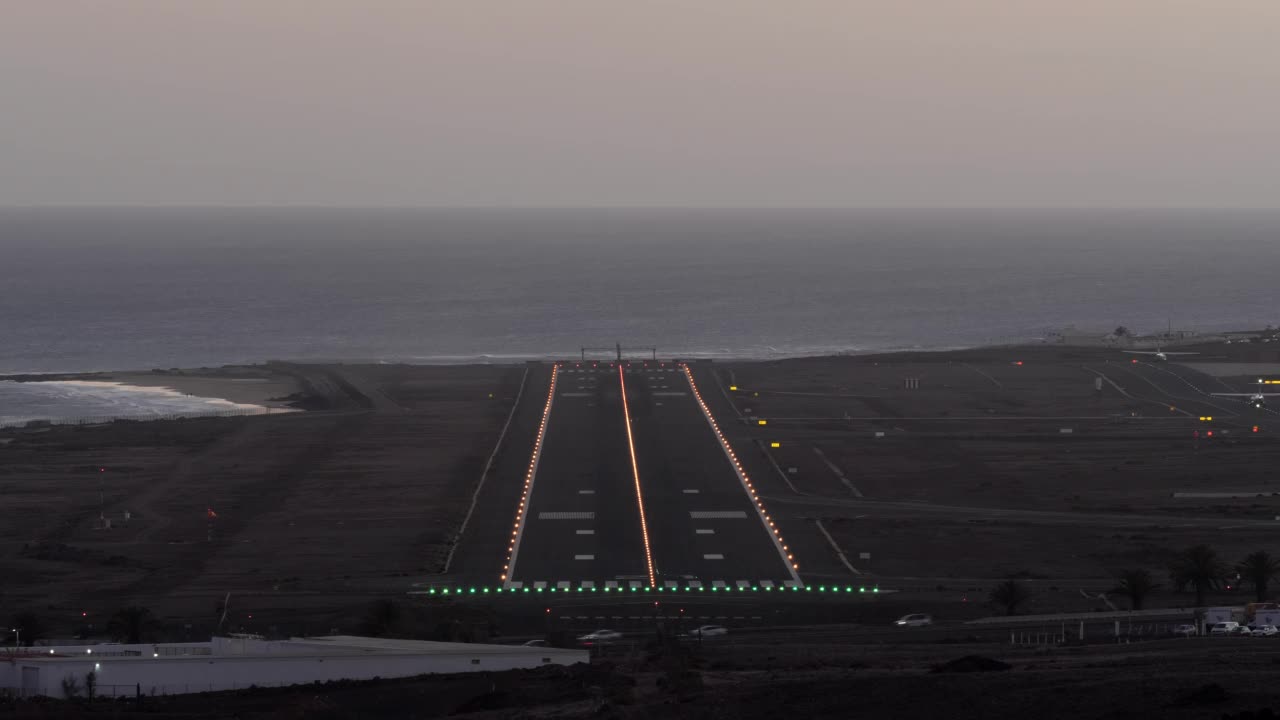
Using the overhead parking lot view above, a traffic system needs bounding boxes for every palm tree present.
[107,606,155,644]
[1114,569,1160,611]
[1169,545,1225,607]
[989,579,1032,616]
[1237,551,1280,602]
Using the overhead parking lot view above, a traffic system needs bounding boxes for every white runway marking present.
[682,488,700,494]
[695,528,715,534]
[578,489,595,495]
[690,510,748,519]
[813,446,863,497]
[559,393,592,397]
[576,529,595,535]
[704,553,725,560]
[574,554,595,560]
[652,392,687,396]
[538,511,595,520]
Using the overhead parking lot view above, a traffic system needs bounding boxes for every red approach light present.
[1207,431,1214,438]
[1014,361,1024,366]
[1131,359,1138,364]
[81,612,87,617]
[1254,426,1260,433]
[544,607,550,614]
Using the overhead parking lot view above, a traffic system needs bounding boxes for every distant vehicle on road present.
[1172,624,1198,637]
[577,629,623,644]
[689,625,728,638]
[1209,622,1243,636]
[1249,625,1278,637]
[522,639,548,647]
[894,614,933,627]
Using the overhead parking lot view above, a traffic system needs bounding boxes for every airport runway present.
[504,362,800,591]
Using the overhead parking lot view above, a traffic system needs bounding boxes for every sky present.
[2,1,1278,207]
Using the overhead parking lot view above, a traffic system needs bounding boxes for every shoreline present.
[1,327,1273,414]
[0,366,306,425]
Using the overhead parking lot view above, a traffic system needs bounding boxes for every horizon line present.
[4,203,1280,211]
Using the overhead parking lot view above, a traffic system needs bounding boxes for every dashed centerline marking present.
[695,529,715,535]
[704,554,725,560]
[576,529,595,535]
[690,511,748,519]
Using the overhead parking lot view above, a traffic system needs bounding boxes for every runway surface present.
[504,362,799,591]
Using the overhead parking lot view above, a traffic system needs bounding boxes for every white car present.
[894,614,933,627]
[1209,621,1242,636]
[577,629,623,644]
[1249,624,1278,637]
[1172,624,1198,637]
[690,625,728,638]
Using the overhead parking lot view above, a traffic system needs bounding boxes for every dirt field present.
[0,363,523,637]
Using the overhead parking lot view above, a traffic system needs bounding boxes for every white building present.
[0,635,587,698]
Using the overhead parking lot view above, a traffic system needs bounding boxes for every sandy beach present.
[102,367,304,409]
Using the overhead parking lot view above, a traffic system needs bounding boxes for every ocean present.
[2,207,1277,375]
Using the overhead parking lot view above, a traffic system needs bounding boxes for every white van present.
[1209,621,1244,636]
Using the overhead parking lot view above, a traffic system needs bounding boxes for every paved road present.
[505,363,799,591]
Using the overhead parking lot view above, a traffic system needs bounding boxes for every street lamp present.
[10,628,19,648]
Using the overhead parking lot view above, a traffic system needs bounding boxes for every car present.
[689,625,728,638]
[1172,624,1198,637]
[1209,621,1242,636]
[522,639,548,647]
[894,614,933,627]
[1249,624,1278,637]
[576,629,623,644]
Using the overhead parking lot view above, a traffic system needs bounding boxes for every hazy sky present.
[3,1,1278,207]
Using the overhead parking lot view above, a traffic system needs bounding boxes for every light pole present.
[11,628,19,648]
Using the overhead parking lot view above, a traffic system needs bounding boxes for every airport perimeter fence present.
[0,408,286,431]
[1009,622,1189,647]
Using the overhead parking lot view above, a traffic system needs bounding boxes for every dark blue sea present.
[3,207,1277,375]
